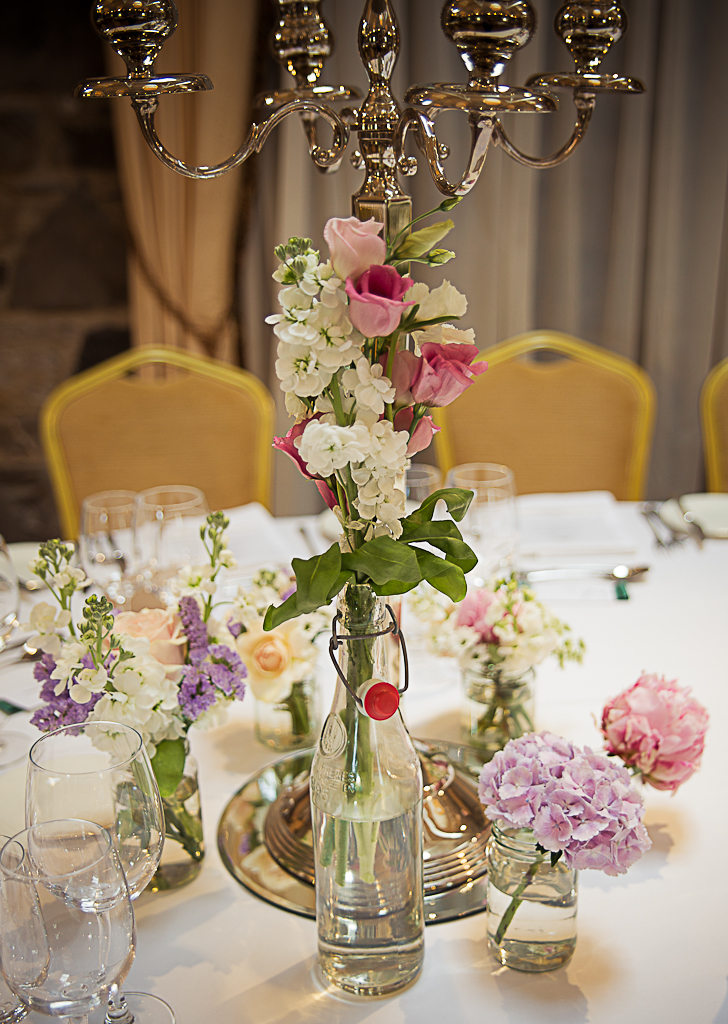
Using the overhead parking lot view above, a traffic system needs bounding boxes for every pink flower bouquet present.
[600,673,708,791]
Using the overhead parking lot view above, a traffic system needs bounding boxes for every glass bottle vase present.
[461,665,535,759]
[254,677,318,750]
[486,823,577,971]
[310,583,425,996]
[149,741,205,892]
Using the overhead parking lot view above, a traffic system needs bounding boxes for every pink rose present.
[114,608,186,670]
[600,673,709,792]
[408,343,487,407]
[324,216,386,281]
[273,416,320,480]
[345,265,414,338]
[393,407,440,456]
[455,588,498,644]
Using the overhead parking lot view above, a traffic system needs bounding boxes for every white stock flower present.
[276,344,332,397]
[407,280,467,322]
[50,641,87,691]
[25,602,71,636]
[69,666,109,704]
[363,419,409,474]
[413,323,476,348]
[341,358,395,415]
[296,419,372,477]
[285,392,308,420]
[171,564,215,597]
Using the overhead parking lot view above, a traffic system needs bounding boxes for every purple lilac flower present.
[478,731,651,876]
[178,664,220,720]
[226,618,243,639]
[177,642,247,721]
[178,596,209,663]
[30,654,101,733]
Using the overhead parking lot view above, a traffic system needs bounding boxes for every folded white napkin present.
[516,491,639,560]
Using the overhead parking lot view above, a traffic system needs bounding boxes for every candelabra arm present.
[493,91,595,169]
[131,96,349,179]
[395,108,495,199]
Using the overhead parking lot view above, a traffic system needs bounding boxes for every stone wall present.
[0,1,129,542]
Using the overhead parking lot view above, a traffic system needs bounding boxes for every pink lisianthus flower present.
[323,216,386,281]
[345,265,414,338]
[392,343,487,407]
[315,479,339,510]
[273,416,321,480]
[600,673,709,792]
[392,407,440,456]
[455,587,499,644]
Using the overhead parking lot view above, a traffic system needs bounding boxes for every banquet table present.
[1,504,727,1024]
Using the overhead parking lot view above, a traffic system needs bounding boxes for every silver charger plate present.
[217,738,490,924]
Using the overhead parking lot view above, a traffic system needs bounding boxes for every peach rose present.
[235,620,313,702]
[114,608,187,673]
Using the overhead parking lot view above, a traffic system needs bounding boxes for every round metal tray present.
[217,738,490,924]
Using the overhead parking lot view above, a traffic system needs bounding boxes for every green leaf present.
[151,738,187,798]
[263,543,350,629]
[414,549,467,601]
[341,535,422,586]
[550,850,563,867]
[403,487,474,527]
[391,220,454,260]
[401,518,477,572]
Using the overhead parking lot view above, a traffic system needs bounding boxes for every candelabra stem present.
[493,93,595,169]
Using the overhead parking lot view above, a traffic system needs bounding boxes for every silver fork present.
[640,503,687,550]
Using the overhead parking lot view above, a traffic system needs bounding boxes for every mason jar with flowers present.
[26,515,247,890]
[410,574,584,759]
[226,569,327,750]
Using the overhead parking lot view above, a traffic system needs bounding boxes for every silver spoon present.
[519,565,649,584]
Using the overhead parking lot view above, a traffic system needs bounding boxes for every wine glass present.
[0,834,27,1023]
[405,464,442,510]
[79,492,137,608]
[0,536,19,654]
[133,486,210,606]
[26,723,174,1024]
[449,463,518,576]
[0,819,134,1024]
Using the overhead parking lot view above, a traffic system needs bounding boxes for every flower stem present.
[493,853,543,945]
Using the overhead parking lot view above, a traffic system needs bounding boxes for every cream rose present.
[114,609,186,674]
[235,620,314,702]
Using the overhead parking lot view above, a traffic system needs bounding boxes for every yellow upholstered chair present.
[41,347,275,539]
[434,330,655,500]
[701,357,728,491]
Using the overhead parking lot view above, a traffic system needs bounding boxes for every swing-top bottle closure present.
[328,603,409,720]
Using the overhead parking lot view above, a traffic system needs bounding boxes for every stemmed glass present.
[0,535,19,654]
[0,834,26,1023]
[0,819,134,1024]
[26,723,174,1024]
[133,486,210,606]
[449,463,518,576]
[79,492,137,608]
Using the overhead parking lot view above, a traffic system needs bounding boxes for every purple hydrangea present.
[30,653,101,733]
[478,731,651,876]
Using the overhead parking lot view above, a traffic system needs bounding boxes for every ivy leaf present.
[402,487,474,527]
[151,738,187,798]
[400,518,477,572]
[414,549,467,601]
[341,536,421,586]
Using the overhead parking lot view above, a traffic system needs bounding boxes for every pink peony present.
[393,407,440,456]
[479,732,651,875]
[345,265,414,338]
[324,216,386,281]
[600,673,708,792]
[393,343,487,407]
[113,608,186,671]
[455,587,498,644]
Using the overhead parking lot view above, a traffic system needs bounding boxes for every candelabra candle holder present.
[78,0,643,235]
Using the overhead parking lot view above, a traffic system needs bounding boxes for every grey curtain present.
[240,0,728,511]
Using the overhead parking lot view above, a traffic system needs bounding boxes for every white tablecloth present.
[1,509,727,1024]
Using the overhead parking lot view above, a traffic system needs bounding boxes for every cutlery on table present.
[676,497,706,549]
[640,503,686,549]
[517,565,649,584]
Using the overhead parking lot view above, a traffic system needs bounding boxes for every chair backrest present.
[701,357,728,492]
[434,330,655,500]
[41,347,276,538]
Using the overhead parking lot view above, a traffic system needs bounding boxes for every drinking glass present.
[0,819,134,1024]
[405,464,442,508]
[79,492,137,607]
[449,463,518,576]
[0,537,19,654]
[0,835,26,1023]
[133,486,210,606]
[26,723,174,1024]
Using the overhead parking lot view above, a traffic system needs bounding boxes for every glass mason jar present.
[310,584,424,996]
[461,665,535,759]
[254,677,318,750]
[486,823,577,971]
[149,741,205,892]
